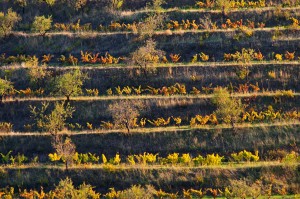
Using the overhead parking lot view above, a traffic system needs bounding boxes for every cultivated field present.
[0,0,299,198]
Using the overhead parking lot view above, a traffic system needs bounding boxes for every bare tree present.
[108,100,144,133]
[134,13,165,40]
[54,137,76,171]
[131,39,165,76]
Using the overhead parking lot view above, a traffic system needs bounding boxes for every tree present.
[31,15,52,36]
[27,65,51,89]
[134,13,165,39]
[52,68,87,102]
[54,137,76,171]
[0,9,21,38]
[108,100,143,133]
[30,102,75,140]
[131,39,165,76]
[0,78,13,101]
[212,88,244,128]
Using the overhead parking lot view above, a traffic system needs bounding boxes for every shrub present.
[212,88,243,126]
[231,150,259,163]
[284,51,295,60]
[118,185,155,199]
[0,9,20,38]
[204,154,223,165]
[110,0,123,10]
[0,78,14,101]
[282,151,299,163]
[31,15,52,36]
[0,122,13,132]
[49,178,100,199]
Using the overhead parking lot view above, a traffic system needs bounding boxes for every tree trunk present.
[125,122,130,133]
[66,95,70,103]
[65,161,68,171]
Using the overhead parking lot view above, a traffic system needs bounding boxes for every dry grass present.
[1,121,299,137]
[1,161,298,170]
[119,5,300,17]
[2,91,299,103]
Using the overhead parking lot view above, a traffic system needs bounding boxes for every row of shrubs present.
[1,150,299,166]
[0,177,296,199]
[106,84,294,96]
[0,106,298,133]
[1,49,300,67]
[1,80,295,100]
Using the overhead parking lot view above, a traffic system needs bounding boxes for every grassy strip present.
[0,163,298,193]
[11,26,300,37]
[2,60,300,71]
[120,5,300,16]
[2,91,300,103]
[0,123,299,159]
[1,161,299,170]
[1,121,300,136]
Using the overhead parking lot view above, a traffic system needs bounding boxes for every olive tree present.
[212,88,244,128]
[108,100,143,133]
[30,102,75,140]
[0,9,21,38]
[52,68,87,102]
[31,15,52,36]
[30,102,76,171]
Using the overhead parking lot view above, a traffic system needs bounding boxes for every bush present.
[0,9,20,38]
[31,15,52,35]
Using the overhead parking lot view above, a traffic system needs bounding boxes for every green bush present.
[31,15,52,35]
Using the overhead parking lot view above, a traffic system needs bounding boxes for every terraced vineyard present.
[0,0,300,198]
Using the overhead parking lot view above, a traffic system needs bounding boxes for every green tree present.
[0,78,13,101]
[0,9,21,38]
[212,88,244,127]
[31,15,52,36]
[131,39,165,76]
[52,68,87,102]
[30,102,75,139]
[108,100,143,133]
